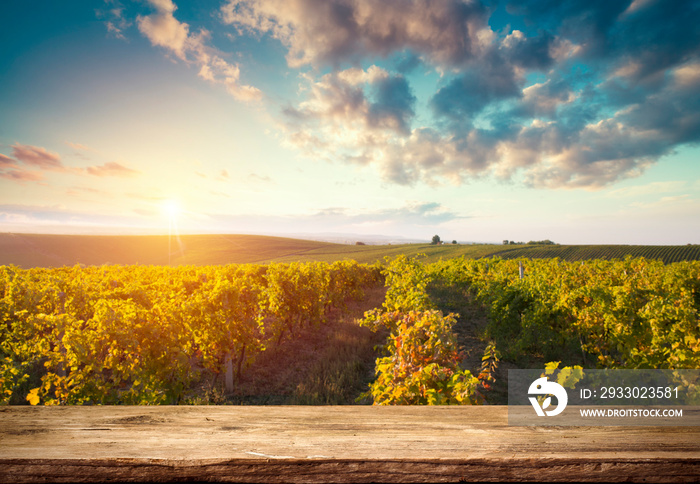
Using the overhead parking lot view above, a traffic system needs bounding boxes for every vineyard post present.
[225,353,234,393]
[57,292,67,378]
[518,261,524,279]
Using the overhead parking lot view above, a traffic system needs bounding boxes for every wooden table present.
[1,406,699,482]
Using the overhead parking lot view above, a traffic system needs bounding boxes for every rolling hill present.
[1,233,698,268]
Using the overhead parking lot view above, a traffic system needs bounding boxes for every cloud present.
[1,144,62,183]
[65,141,95,160]
[394,52,422,74]
[430,53,522,130]
[281,68,508,186]
[500,29,556,70]
[0,204,161,234]
[504,1,629,58]
[93,0,700,190]
[283,64,696,190]
[0,170,45,182]
[249,173,272,183]
[280,66,416,168]
[221,0,493,68]
[97,1,132,41]
[0,143,58,183]
[368,75,416,134]
[506,0,700,82]
[204,201,463,236]
[106,21,127,40]
[312,202,464,227]
[137,0,189,59]
[85,161,140,177]
[379,127,508,186]
[261,0,700,190]
[11,143,63,170]
[2,143,143,182]
[515,79,576,118]
[65,141,92,151]
[0,153,16,166]
[137,0,262,101]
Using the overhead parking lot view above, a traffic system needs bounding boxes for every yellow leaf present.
[26,388,40,406]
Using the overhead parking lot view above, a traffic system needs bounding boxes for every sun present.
[161,199,181,220]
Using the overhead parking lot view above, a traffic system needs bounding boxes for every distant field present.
[274,242,700,264]
[0,233,339,268]
[485,244,700,264]
[0,233,698,267]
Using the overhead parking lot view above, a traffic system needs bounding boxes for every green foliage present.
[0,261,380,405]
[363,310,481,405]
[429,257,700,369]
[4,252,697,407]
[360,256,499,405]
[544,361,584,389]
[530,361,584,406]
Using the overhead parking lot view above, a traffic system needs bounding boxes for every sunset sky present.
[1,0,699,244]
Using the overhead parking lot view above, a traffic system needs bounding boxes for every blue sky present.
[0,0,699,244]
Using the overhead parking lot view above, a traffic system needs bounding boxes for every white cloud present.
[137,0,262,101]
[221,0,492,68]
[137,4,189,59]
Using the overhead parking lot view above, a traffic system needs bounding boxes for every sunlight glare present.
[161,199,181,220]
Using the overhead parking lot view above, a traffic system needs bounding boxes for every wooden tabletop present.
[1,405,699,482]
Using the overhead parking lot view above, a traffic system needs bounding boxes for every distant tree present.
[452,240,457,244]
[431,235,441,245]
[503,240,509,245]
[355,241,366,245]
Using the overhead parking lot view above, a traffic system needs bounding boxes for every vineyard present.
[488,244,700,264]
[426,256,700,370]
[1,254,699,406]
[356,255,700,404]
[0,261,382,405]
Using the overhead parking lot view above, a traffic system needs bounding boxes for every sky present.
[0,0,699,245]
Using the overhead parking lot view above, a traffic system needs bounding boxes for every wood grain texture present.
[1,406,699,482]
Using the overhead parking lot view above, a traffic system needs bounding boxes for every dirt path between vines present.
[213,285,387,405]
[448,291,515,405]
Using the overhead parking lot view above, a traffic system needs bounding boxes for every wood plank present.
[1,406,699,482]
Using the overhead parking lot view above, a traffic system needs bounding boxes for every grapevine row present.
[491,245,700,264]
[360,255,498,405]
[429,256,700,369]
[362,254,698,405]
[0,260,382,405]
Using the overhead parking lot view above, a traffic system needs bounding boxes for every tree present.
[431,235,441,245]
[452,240,457,245]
